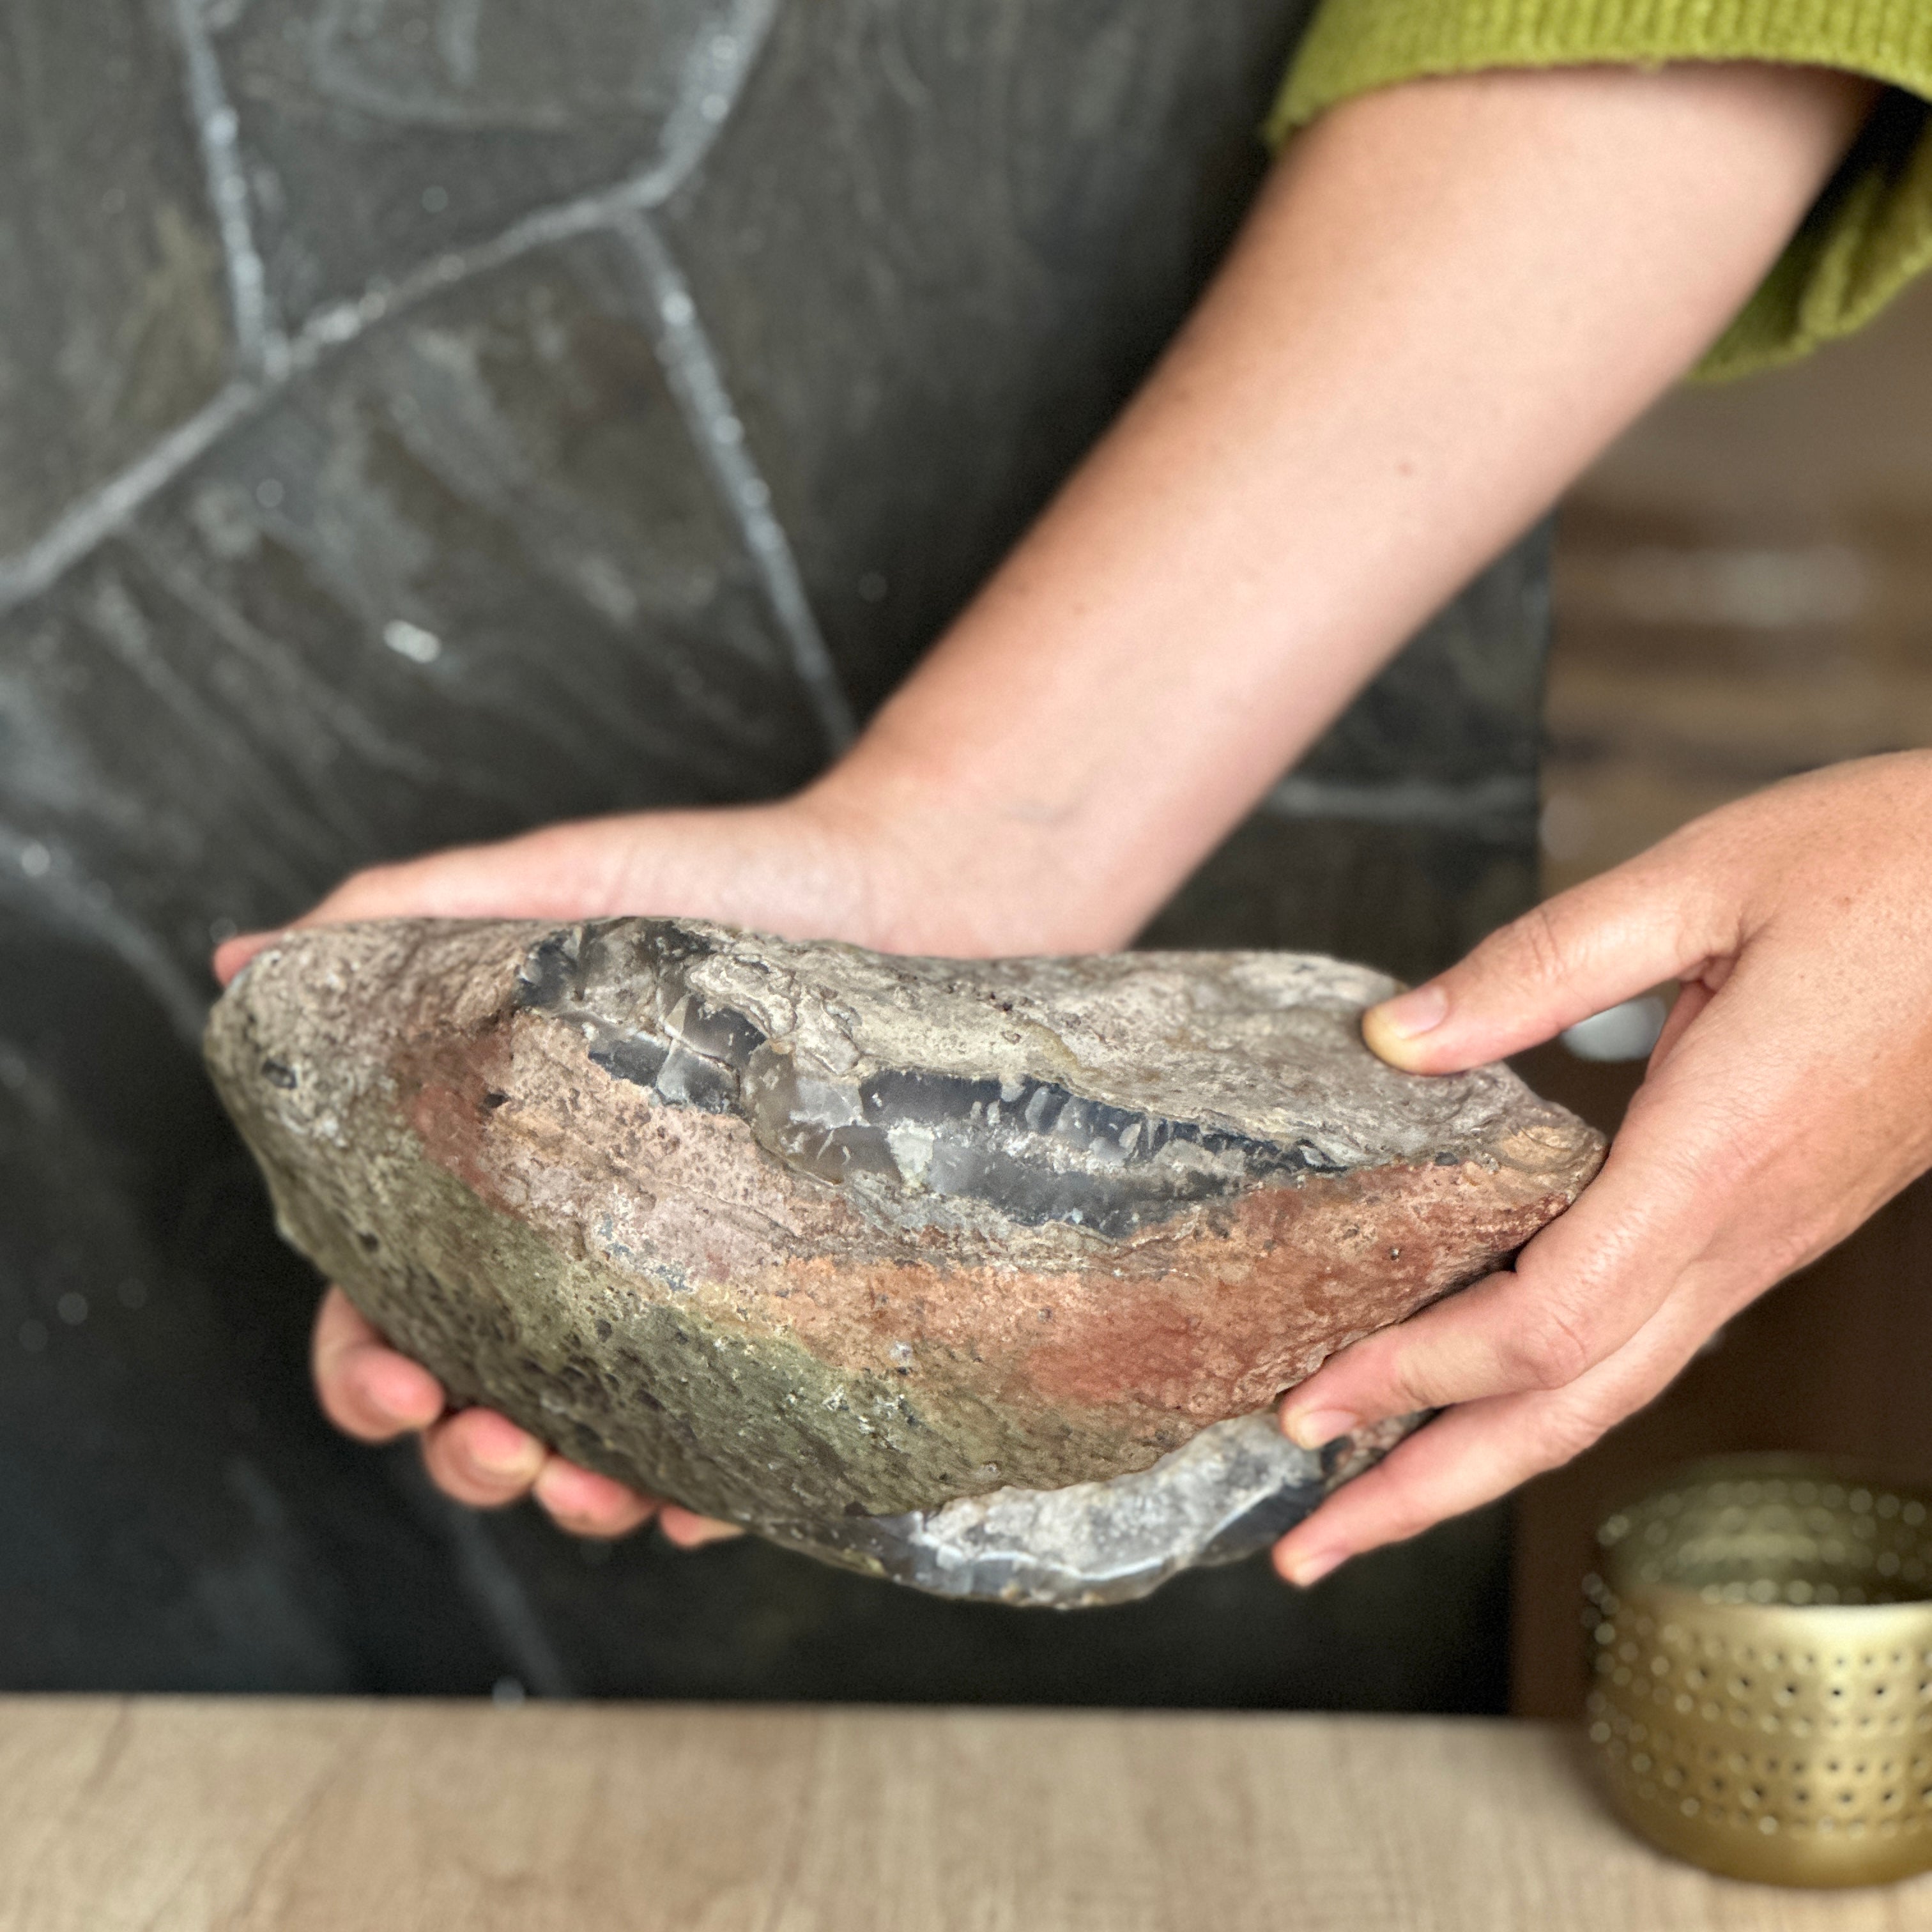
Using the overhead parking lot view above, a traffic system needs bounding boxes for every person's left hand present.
[1271,751,1932,1588]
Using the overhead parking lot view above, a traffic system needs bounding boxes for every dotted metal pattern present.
[1586,1457,1932,1887]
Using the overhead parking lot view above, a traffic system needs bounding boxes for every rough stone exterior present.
[208,917,1602,1588]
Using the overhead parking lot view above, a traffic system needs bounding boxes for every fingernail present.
[1282,1547,1346,1590]
[663,1514,743,1549]
[210,931,280,988]
[1284,1407,1356,1451]
[1365,983,1448,1044]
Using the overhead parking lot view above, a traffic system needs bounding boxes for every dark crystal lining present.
[516,919,1345,1236]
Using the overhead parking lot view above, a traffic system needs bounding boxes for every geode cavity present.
[204,919,1604,1604]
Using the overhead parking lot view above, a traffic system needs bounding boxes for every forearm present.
[283,61,1873,971]
[816,61,1874,954]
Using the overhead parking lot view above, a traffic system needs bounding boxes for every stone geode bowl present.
[204,917,1603,1607]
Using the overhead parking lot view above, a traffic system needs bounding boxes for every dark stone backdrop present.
[0,0,1542,1705]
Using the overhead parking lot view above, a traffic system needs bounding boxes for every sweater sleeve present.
[1267,1,1932,380]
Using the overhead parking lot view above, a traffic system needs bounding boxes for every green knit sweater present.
[1271,0,1932,378]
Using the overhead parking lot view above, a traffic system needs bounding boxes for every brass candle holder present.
[1587,1455,1932,1889]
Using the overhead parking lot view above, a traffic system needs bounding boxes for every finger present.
[1273,1293,1709,1584]
[213,931,282,985]
[312,833,608,924]
[419,1407,549,1508]
[1280,1048,1747,1445]
[211,822,641,988]
[320,803,739,927]
[659,1506,746,1549]
[1274,1392,1590,1586]
[215,863,555,990]
[312,1285,445,1441]
[532,1457,663,1540]
[1361,849,1735,1075]
[1278,1266,1560,1444]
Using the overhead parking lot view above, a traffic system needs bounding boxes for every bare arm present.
[818,59,1876,953]
[226,61,1878,1539]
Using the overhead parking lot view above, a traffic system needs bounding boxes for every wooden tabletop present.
[3,1700,1929,1930]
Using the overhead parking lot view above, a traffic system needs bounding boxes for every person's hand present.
[213,788,919,981]
[1272,753,1932,1587]
[215,786,1030,1542]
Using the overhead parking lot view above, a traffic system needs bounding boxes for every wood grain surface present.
[3,1701,1929,1930]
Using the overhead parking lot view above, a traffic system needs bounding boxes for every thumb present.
[213,931,281,985]
[210,819,646,988]
[1363,856,1727,1075]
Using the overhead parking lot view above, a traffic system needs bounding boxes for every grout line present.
[0,383,258,619]
[619,211,856,755]
[387,1450,574,1701]
[0,0,784,620]
[0,828,210,1044]
[169,0,283,375]
[637,0,785,208]
[1263,772,1540,832]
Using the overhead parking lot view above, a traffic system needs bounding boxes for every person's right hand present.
[1270,753,1932,1586]
[215,789,946,1541]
